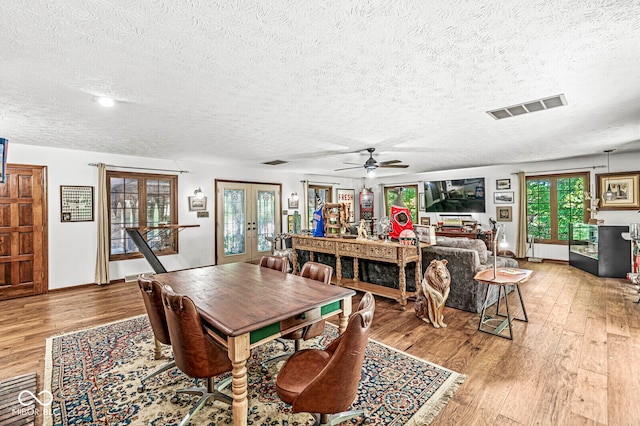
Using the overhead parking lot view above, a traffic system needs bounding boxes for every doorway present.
[0,164,48,300]
[215,181,281,264]
[306,184,332,229]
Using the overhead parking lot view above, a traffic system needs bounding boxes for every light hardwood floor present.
[1,261,638,425]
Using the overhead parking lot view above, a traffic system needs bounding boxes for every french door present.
[215,181,281,264]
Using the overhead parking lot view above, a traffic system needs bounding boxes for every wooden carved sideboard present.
[291,235,423,309]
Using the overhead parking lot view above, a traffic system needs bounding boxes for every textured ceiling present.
[2,1,640,178]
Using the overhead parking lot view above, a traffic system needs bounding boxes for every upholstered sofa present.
[422,237,519,313]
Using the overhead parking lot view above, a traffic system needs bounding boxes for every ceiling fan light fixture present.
[366,167,376,178]
[333,147,407,174]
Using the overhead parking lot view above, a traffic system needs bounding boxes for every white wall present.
[8,144,639,289]
[374,150,640,261]
[9,144,361,289]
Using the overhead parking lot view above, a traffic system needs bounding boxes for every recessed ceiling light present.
[96,97,115,107]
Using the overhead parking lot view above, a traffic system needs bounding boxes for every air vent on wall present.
[262,160,289,166]
[487,94,567,120]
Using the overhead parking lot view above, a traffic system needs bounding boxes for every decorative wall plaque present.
[61,186,94,222]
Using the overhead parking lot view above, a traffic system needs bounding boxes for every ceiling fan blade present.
[341,161,363,166]
[379,164,409,168]
[377,160,402,166]
[334,165,364,171]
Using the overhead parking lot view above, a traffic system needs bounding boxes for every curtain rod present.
[380,181,419,187]
[88,163,189,174]
[301,180,341,185]
[511,165,605,175]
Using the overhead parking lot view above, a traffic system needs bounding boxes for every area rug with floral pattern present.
[44,315,465,425]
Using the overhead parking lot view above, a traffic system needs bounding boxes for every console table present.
[436,229,479,239]
[291,235,422,309]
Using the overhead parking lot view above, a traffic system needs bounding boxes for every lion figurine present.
[414,259,451,328]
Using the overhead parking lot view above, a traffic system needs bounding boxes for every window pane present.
[223,189,246,256]
[110,177,140,255]
[557,177,585,240]
[403,186,418,223]
[110,222,126,254]
[145,179,174,251]
[527,179,551,240]
[125,178,138,193]
[147,194,171,224]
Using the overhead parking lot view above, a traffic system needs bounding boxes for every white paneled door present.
[215,181,281,264]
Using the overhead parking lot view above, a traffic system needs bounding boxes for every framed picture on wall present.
[496,178,511,190]
[418,193,425,211]
[496,206,512,222]
[494,191,514,204]
[288,197,299,209]
[596,172,640,210]
[336,188,355,222]
[60,185,94,222]
[189,196,207,211]
[413,224,436,244]
[420,217,431,225]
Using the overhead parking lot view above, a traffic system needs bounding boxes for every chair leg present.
[315,410,370,425]
[173,377,232,426]
[137,359,177,392]
[275,337,290,351]
[215,376,232,392]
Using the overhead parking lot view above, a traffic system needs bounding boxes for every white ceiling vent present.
[487,94,567,120]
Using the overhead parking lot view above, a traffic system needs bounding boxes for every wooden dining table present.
[153,262,355,426]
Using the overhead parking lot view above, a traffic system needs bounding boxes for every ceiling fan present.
[334,148,409,175]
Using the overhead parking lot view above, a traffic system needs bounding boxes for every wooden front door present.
[0,165,48,300]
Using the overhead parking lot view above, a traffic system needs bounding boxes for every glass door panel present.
[256,187,276,254]
[224,189,247,256]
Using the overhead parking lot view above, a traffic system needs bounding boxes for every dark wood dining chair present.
[259,255,289,274]
[261,261,334,373]
[275,292,375,425]
[161,285,233,426]
[136,276,176,392]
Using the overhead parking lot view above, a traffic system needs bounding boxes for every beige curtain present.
[95,163,110,284]
[516,171,528,258]
[302,180,309,229]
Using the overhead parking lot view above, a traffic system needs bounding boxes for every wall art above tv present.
[423,178,486,213]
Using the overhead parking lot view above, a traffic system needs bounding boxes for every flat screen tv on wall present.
[424,178,486,213]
